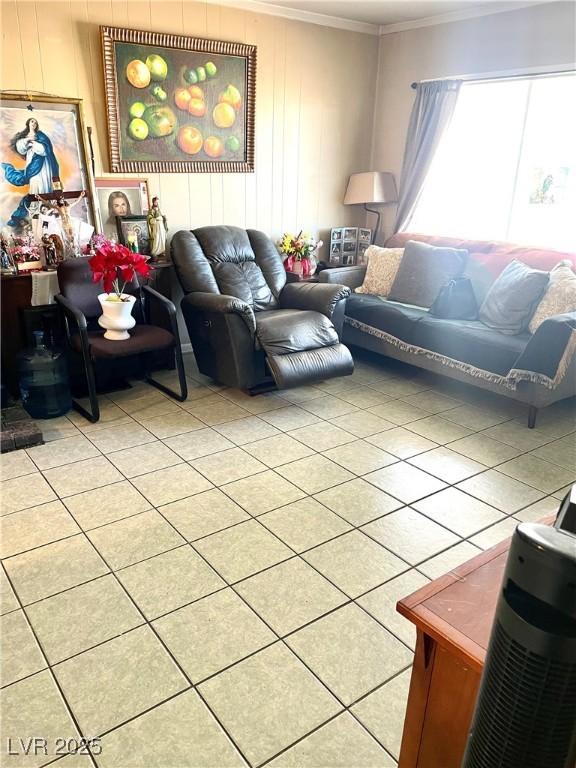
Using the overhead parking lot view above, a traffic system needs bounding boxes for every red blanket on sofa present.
[385,232,576,279]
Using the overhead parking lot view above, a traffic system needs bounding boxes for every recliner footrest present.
[266,344,354,388]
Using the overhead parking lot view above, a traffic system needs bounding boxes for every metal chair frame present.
[56,285,187,423]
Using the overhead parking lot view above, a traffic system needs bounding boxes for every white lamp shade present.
[344,171,397,205]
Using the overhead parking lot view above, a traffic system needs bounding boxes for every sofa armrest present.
[510,311,576,387]
[182,292,256,334]
[279,281,351,320]
[318,266,366,289]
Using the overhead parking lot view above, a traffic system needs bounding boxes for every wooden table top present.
[397,516,555,673]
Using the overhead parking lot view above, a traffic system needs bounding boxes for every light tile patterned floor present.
[1,351,574,768]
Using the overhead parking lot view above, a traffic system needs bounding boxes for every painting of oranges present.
[103,28,255,172]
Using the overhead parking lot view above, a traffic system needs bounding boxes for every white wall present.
[371,1,576,239]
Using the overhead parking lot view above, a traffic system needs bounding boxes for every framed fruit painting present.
[101,26,256,173]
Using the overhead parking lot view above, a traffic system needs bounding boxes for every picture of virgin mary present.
[1,117,60,227]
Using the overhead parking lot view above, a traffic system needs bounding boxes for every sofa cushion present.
[529,261,576,333]
[345,294,429,344]
[415,315,529,376]
[388,240,468,308]
[354,246,404,296]
[479,260,549,335]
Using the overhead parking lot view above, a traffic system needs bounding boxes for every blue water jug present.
[18,331,72,418]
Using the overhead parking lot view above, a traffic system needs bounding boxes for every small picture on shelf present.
[343,227,358,241]
[116,215,151,256]
[343,241,356,254]
[357,242,370,265]
[342,253,356,266]
[330,242,342,256]
[330,227,343,242]
[95,178,150,240]
[359,228,372,245]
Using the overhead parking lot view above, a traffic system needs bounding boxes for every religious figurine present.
[41,224,58,270]
[147,197,168,259]
[0,230,18,274]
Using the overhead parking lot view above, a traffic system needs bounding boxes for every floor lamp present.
[344,172,397,244]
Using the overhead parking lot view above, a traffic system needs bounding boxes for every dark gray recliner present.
[171,226,354,391]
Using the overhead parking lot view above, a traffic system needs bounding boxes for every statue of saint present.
[147,196,168,259]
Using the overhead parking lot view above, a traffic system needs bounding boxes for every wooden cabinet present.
[396,518,554,768]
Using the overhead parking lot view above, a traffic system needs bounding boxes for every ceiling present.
[255,0,532,28]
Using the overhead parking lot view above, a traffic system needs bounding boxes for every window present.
[407,73,576,251]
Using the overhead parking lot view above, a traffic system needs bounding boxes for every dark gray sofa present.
[319,253,576,428]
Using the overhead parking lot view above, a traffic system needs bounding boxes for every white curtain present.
[395,79,461,232]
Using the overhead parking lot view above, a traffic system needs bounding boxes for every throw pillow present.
[387,240,468,308]
[529,260,576,333]
[355,246,404,296]
[479,260,549,335]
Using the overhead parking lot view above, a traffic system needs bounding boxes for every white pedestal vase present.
[97,294,136,340]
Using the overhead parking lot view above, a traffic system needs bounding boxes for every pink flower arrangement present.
[88,238,151,298]
[11,235,41,264]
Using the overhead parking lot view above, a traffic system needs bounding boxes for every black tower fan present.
[462,486,576,768]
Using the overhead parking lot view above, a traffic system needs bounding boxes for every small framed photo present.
[116,215,151,256]
[358,228,372,245]
[343,227,358,241]
[330,242,342,256]
[357,242,370,265]
[342,253,355,266]
[95,178,150,239]
[330,227,343,242]
[343,241,357,254]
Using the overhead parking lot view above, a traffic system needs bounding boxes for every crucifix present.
[27,177,87,256]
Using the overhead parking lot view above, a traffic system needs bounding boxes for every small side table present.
[285,271,320,284]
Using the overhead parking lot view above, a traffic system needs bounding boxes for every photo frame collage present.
[329,227,371,266]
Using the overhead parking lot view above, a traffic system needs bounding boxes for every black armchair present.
[56,258,187,423]
[171,226,354,391]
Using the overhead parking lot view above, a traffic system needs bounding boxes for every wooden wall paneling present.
[220,5,247,228]
[206,1,224,225]
[295,21,323,237]
[111,0,129,28]
[2,1,26,91]
[150,0,190,231]
[269,16,286,237]
[13,1,44,91]
[183,1,212,229]
[127,0,152,32]
[183,0,208,37]
[279,20,302,234]
[70,1,96,104]
[246,11,273,233]
[4,0,380,255]
[36,3,77,95]
[86,1,115,174]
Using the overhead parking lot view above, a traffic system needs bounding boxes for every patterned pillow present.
[355,247,404,296]
[529,261,576,333]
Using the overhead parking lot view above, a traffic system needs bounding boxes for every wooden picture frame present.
[101,25,256,173]
[116,214,151,256]
[95,177,150,239]
[0,92,97,239]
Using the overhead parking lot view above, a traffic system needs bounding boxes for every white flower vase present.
[98,294,136,340]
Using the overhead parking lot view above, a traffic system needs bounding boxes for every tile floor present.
[1,351,574,768]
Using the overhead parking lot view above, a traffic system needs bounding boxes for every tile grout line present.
[2,357,574,768]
